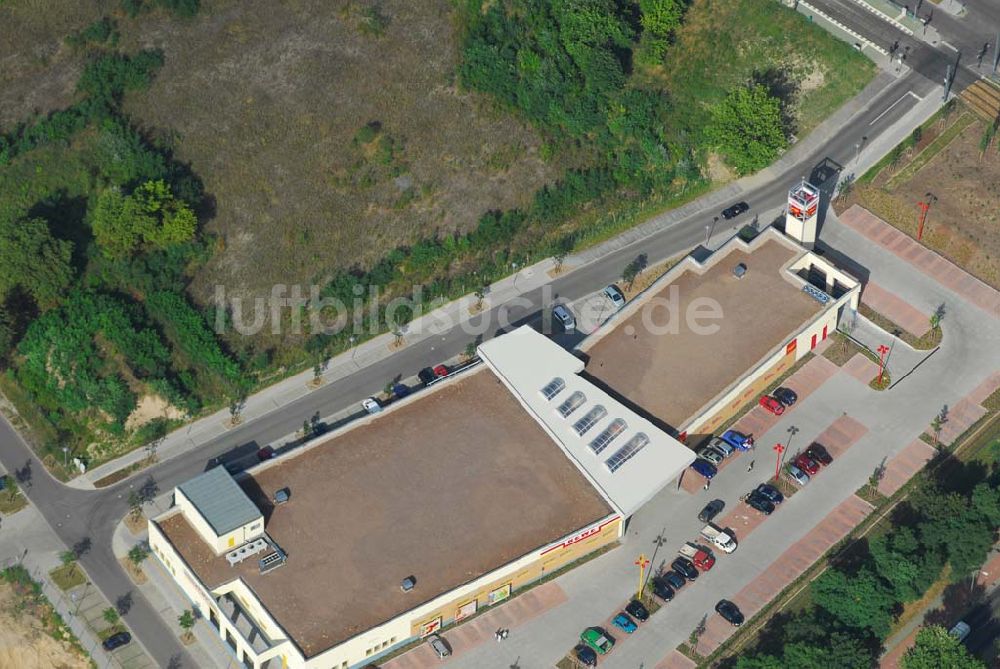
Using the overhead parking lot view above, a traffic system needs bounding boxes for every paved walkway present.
[839,206,1000,318]
[877,439,938,496]
[862,280,930,337]
[382,583,567,669]
[843,352,881,384]
[695,495,875,656]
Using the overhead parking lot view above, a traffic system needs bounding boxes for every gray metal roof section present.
[178,467,261,536]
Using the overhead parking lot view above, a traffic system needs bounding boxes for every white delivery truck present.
[700,524,737,553]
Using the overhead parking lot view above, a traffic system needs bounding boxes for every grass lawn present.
[0,490,27,515]
[823,332,870,366]
[49,564,86,592]
[97,623,127,642]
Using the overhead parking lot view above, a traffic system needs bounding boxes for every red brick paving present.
[877,439,938,497]
[861,281,931,337]
[715,502,770,542]
[839,206,1000,318]
[808,414,869,459]
[968,371,1000,407]
[657,650,698,669]
[881,626,919,669]
[382,582,567,669]
[842,352,880,385]
[929,397,987,447]
[694,496,875,656]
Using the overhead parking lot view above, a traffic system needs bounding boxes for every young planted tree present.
[128,490,144,522]
[127,543,149,569]
[59,549,79,578]
[103,606,120,626]
[178,609,195,641]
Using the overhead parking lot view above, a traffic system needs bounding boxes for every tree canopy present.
[707,83,786,175]
[902,626,985,669]
[91,179,197,258]
[0,215,74,309]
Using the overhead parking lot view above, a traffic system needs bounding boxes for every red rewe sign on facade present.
[541,516,620,556]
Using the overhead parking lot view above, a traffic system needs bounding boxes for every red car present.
[793,452,820,476]
[433,364,449,378]
[257,446,276,461]
[758,395,785,415]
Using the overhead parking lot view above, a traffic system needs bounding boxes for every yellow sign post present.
[635,553,651,599]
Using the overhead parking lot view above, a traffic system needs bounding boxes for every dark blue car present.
[392,383,411,399]
[690,458,717,479]
[720,429,754,452]
[102,631,131,651]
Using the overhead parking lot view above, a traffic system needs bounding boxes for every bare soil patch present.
[0,582,90,669]
[841,110,1000,288]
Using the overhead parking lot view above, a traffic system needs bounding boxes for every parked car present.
[721,202,750,220]
[671,557,699,581]
[805,442,833,466]
[949,621,972,642]
[715,599,745,626]
[574,644,598,667]
[625,599,650,622]
[745,492,775,515]
[720,430,755,451]
[661,570,686,590]
[102,632,132,651]
[652,577,676,602]
[758,395,785,415]
[256,446,275,461]
[701,524,738,553]
[754,483,784,504]
[698,499,725,523]
[552,304,577,332]
[392,383,411,399]
[580,627,614,655]
[604,284,626,310]
[793,452,820,476]
[426,634,451,659]
[362,397,382,414]
[787,464,811,486]
[612,612,638,634]
[773,386,798,406]
[696,445,724,465]
[679,542,716,571]
[418,367,438,386]
[708,437,736,458]
[690,458,718,479]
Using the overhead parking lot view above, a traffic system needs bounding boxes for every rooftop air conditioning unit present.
[400,576,416,592]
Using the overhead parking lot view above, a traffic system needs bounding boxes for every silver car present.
[426,634,451,659]
[787,464,810,486]
[603,284,626,310]
[708,437,736,458]
[697,445,724,465]
[552,304,576,332]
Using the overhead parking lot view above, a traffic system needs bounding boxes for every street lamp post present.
[635,554,651,599]
[916,192,937,241]
[772,443,785,481]
[786,425,800,453]
[877,344,890,384]
[62,446,69,467]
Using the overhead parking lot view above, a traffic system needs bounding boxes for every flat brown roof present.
[158,366,611,657]
[582,238,821,429]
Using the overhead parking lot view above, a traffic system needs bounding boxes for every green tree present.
[902,626,985,669]
[59,549,79,578]
[103,606,120,625]
[707,84,786,175]
[638,0,685,62]
[127,543,149,568]
[0,216,74,308]
[0,306,13,360]
[811,567,895,638]
[91,180,196,258]
[178,608,195,639]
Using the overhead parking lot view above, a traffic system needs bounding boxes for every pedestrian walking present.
[495,629,502,642]
[747,460,755,472]
[502,629,509,640]
[703,480,710,491]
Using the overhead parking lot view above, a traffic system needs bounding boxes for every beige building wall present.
[174,487,263,555]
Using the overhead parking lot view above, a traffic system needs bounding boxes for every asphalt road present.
[0,10,995,667]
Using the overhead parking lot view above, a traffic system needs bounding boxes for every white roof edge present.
[479,327,695,517]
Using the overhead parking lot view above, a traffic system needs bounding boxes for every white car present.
[362,397,382,414]
[603,284,626,309]
[787,464,810,486]
[552,304,576,332]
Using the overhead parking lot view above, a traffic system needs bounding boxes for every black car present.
[754,483,784,504]
[417,367,437,386]
[806,442,833,466]
[574,644,598,667]
[715,599,745,626]
[102,631,132,651]
[773,386,798,406]
[721,202,750,220]
[625,599,650,622]
[698,499,725,523]
[745,492,775,515]
[652,577,676,602]
[671,557,699,581]
[662,569,686,590]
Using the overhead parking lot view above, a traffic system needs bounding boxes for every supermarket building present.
[149,219,860,669]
